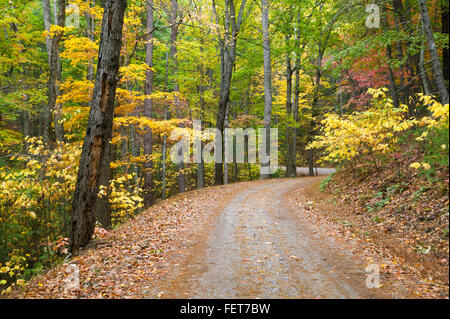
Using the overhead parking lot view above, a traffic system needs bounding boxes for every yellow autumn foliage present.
[60,36,98,67]
[308,88,449,168]
[0,136,145,292]
[307,88,415,163]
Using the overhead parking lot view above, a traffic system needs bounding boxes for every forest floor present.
[8,176,448,299]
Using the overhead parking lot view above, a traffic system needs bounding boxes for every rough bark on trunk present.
[70,0,126,252]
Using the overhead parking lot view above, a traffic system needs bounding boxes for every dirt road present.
[17,176,427,299]
[279,167,336,176]
[156,178,385,299]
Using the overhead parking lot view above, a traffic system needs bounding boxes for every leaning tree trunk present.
[143,0,154,207]
[260,0,272,180]
[70,0,127,253]
[418,0,449,104]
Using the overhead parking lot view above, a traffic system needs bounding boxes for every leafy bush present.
[0,137,144,294]
[409,94,449,177]
[307,88,414,165]
[308,88,449,176]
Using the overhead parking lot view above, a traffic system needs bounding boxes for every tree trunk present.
[224,103,230,185]
[162,107,168,199]
[213,0,247,185]
[162,52,169,200]
[23,111,32,153]
[143,0,154,207]
[197,85,206,189]
[290,12,302,178]
[418,0,449,104]
[40,0,53,146]
[420,21,432,96]
[169,0,186,193]
[70,0,126,252]
[42,0,65,145]
[260,0,272,180]
[442,0,449,89]
[386,44,401,108]
[291,60,300,177]
[85,1,95,85]
[381,8,400,108]
[53,0,65,143]
[214,42,231,185]
[309,48,322,177]
[285,36,296,178]
[392,0,417,115]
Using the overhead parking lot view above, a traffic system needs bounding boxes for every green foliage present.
[0,0,448,296]
[0,127,22,152]
[366,192,391,212]
[319,173,334,191]
[422,126,449,168]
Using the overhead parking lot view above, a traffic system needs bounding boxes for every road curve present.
[157,178,384,299]
[279,167,336,176]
